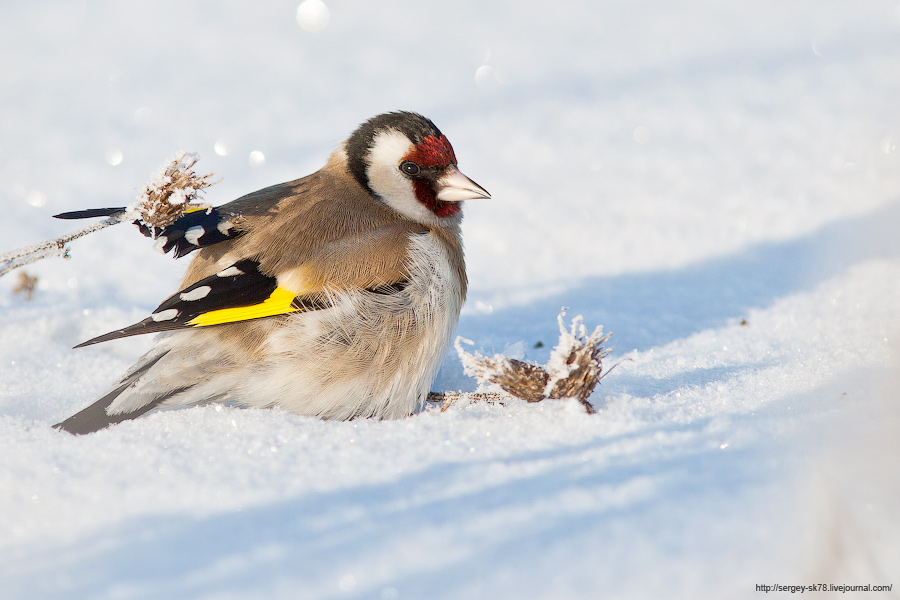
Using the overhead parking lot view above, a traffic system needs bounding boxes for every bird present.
[53,111,490,435]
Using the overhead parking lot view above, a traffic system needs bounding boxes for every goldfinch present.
[54,111,489,434]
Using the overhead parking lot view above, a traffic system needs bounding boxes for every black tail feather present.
[53,207,128,220]
[53,350,171,435]
[53,382,160,435]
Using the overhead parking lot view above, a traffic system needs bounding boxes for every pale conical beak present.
[435,166,491,202]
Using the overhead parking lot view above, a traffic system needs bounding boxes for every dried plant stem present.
[427,391,506,412]
[0,214,126,278]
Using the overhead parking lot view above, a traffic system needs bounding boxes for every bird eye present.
[400,161,420,176]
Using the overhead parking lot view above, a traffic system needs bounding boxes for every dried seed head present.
[455,310,613,413]
[130,153,218,230]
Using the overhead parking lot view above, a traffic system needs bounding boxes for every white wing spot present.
[217,220,233,234]
[151,308,179,322]
[217,266,244,278]
[184,225,205,245]
[180,286,211,302]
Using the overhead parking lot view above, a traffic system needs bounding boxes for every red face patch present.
[404,134,457,168]
[403,134,461,218]
[413,179,462,218]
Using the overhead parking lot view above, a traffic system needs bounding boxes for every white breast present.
[243,230,462,419]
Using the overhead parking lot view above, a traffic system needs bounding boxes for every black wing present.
[54,206,242,258]
[75,259,330,347]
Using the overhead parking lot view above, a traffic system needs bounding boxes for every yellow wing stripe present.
[187,286,300,327]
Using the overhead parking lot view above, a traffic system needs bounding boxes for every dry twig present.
[0,215,125,278]
[426,391,506,412]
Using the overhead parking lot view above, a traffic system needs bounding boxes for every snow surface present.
[2,1,899,598]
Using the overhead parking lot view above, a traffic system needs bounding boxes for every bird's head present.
[346,111,490,226]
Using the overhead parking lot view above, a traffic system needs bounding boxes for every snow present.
[1,1,899,598]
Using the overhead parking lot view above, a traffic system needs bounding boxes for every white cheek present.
[366,130,443,225]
